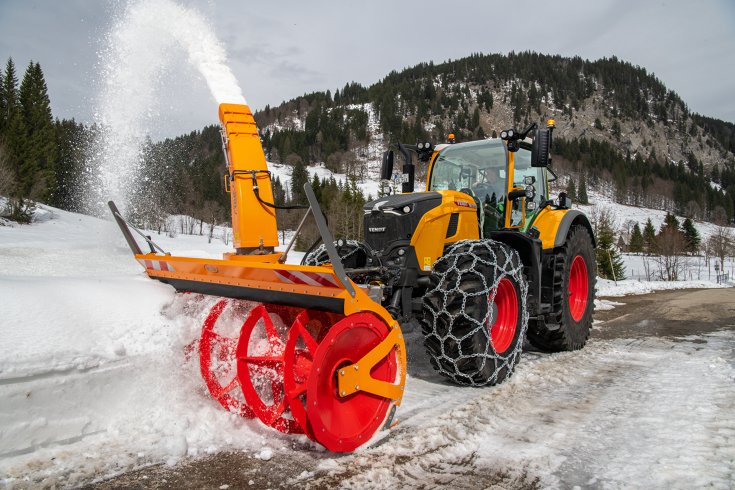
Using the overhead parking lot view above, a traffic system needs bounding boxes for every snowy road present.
[81,288,735,490]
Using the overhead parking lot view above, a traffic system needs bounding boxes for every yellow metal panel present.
[531,207,570,249]
[410,191,480,271]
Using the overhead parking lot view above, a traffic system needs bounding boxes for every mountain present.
[251,52,734,223]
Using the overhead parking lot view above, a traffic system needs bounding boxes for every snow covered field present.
[0,204,733,489]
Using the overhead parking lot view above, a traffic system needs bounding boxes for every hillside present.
[251,52,735,224]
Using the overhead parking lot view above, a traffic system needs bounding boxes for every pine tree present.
[681,217,701,253]
[1,57,19,132]
[578,175,589,203]
[660,212,680,233]
[566,178,577,202]
[630,222,644,253]
[643,218,657,253]
[290,158,309,205]
[595,211,626,280]
[19,61,56,202]
[471,106,480,130]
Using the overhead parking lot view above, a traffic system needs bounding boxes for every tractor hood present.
[363,192,442,252]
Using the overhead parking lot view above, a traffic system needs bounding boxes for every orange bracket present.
[337,324,407,405]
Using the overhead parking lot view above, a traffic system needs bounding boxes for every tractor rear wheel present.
[421,240,528,386]
[527,225,596,351]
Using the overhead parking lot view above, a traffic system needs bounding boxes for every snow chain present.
[422,239,529,386]
[304,240,363,266]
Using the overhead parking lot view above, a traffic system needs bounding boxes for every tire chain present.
[304,240,363,266]
[421,239,529,386]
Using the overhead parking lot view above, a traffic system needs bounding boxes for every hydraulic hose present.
[235,170,328,263]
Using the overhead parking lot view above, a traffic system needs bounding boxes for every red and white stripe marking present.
[272,269,340,288]
[138,259,176,272]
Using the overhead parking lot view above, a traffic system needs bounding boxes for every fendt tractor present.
[111,103,596,452]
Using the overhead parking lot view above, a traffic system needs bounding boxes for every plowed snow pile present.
[1,203,733,489]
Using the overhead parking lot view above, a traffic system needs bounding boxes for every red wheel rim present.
[198,299,256,419]
[489,277,518,354]
[569,255,589,322]
[283,310,341,441]
[306,313,397,452]
[236,304,303,434]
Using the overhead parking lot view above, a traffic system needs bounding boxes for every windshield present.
[428,139,508,207]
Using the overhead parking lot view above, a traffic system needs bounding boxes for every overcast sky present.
[1,0,734,141]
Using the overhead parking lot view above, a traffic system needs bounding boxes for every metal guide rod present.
[107,201,168,255]
[278,207,312,264]
[303,183,356,298]
[108,201,142,255]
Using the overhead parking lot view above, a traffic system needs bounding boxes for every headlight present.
[501,131,508,139]
[508,129,514,138]
[403,206,411,213]
[418,142,424,149]
[525,185,536,199]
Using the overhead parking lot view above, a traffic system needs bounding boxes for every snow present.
[596,277,729,299]
[91,0,245,215]
[1,201,732,488]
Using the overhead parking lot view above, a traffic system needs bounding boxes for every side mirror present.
[381,150,394,181]
[531,128,551,167]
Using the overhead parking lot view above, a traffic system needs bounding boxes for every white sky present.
[1,0,734,140]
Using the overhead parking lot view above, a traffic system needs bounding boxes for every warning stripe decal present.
[272,269,340,288]
[138,259,176,272]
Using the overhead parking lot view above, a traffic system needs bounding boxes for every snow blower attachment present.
[112,104,598,452]
[110,103,406,452]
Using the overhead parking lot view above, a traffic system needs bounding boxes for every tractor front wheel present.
[421,240,528,386]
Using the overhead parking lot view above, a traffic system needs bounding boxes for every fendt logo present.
[369,227,386,233]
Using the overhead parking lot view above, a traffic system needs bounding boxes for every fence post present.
[608,249,618,286]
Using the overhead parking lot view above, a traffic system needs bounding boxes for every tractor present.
[110,103,596,452]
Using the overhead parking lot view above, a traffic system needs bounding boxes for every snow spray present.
[88,0,245,216]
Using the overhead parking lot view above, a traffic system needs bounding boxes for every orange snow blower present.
[112,103,598,452]
[110,103,406,452]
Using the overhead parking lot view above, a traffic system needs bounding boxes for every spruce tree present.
[630,222,644,253]
[578,175,589,203]
[1,57,19,132]
[681,218,701,253]
[566,177,576,202]
[290,158,309,205]
[660,212,680,233]
[595,213,626,280]
[19,61,56,202]
[471,106,480,130]
[643,218,657,253]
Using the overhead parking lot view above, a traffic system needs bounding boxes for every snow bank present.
[0,205,303,487]
[596,278,729,298]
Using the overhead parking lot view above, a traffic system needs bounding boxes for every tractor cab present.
[425,123,554,237]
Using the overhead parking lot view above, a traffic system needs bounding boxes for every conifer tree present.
[660,212,680,233]
[630,222,644,253]
[1,57,19,132]
[566,178,576,202]
[681,217,701,253]
[290,158,309,205]
[471,106,480,130]
[19,61,56,202]
[595,211,626,280]
[578,175,589,204]
[643,218,657,253]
